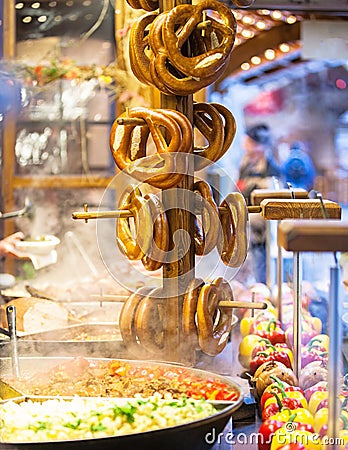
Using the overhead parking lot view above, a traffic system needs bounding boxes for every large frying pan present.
[0,357,244,450]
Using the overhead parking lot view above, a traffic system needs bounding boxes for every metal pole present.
[293,251,302,380]
[266,221,272,288]
[276,221,283,323]
[327,263,342,450]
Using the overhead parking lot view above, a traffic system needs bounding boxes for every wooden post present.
[160,0,195,363]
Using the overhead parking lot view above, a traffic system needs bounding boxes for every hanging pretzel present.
[196,277,233,356]
[218,192,248,268]
[134,287,165,355]
[193,180,220,255]
[148,12,227,96]
[124,108,191,188]
[111,107,188,189]
[182,277,204,347]
[119,286,154,358]
[116,185,154,260]
[129,12,157,86]
[210,103,237,157]
[162,0,236,78]
[134,108,192,188]
[193,102,225,170]
[126,0,159,11]
[141,193,169,271]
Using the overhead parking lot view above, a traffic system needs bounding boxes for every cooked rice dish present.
[0,395,217,443]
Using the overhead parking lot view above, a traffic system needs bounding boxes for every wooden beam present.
[13,175,115,189]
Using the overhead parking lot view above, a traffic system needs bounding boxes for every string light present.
[272,10,283,20]
[279,43,291,53]
[22,16,33,23]
[251,56,262,65]
[241,62,251,71]
[256,21,266,30]
[287,15,297,24]
[241,29,254,39]
[242,15,255,25]
[264,49,276,60]
[37,15,47,23]
[15,3,25,9]
[31,2,41,9]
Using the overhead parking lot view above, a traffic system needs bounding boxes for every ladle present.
[6,305,20,378]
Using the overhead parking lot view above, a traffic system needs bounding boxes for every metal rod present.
[266,221,272,288]
[293,251,302,380]
[327,264,342,449]
[6,306,20,378]
[276,221,283,323]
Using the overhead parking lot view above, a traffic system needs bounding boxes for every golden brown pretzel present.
[116,185,154,260]
[193,103,225,170]
[134,287,165,355]
[193,180,220,255]
[162,0,236,78]
[218,192,248,268]
[126,0,143,10]
[111,107,187,189]
[149,12,227,96]
[126,0,159,11]
[124,108,189,189]
[138,0,159,11]
[196,278,233,356]
[133,108,192,188]
[110,111,149,171]
[141,194,169,271]
[119,286,154,357]
[129,12,157,86]
[210,103,237,157]
[182,278,204,347]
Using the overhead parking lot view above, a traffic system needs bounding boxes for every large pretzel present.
[119,286,154,358]
[196,277,233,356]
[182,277,204,348]
[149,12,227,96]
[193,102,225,170]
[134,287,165,355]
[141,193,169,271]
[129,12,157,86]
[124,108,191,189]
[116,185,154,260]
[193,180,220,255]
[110,111,149,170]
[162,0,236,78]
[210,103,237,157]
[111,108,187,189]
[126,0,159,11]
[218,192,248,268]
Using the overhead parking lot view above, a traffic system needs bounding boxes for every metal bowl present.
[0,357,243,450]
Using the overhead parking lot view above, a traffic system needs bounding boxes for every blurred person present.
[0,232,27,258]
[237,124,281,284]
[283,141,317,191]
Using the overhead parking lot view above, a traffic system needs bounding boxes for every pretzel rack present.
[72,0,342,365]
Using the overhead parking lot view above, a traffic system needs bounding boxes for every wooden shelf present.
[260,198,342,220]
[278,220,348,252]
[250,188,308,206]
